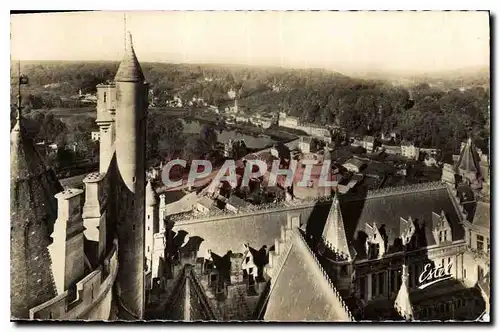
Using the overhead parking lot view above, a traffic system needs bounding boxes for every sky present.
[10,11,490,75]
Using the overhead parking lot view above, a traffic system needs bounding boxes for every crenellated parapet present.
[265,215,300,280]
[361,181,446,200]
[171,194,333,223]
[29,239,119,320]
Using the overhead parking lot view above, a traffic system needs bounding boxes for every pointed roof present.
[456,138,481,174]
[321,193,352,260]
[114,32,145,82]
[264,229,353,321]
[394,264,414,320]
[146,181,158,206]
[10,111,62,318]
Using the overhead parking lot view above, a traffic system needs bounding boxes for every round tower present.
[114,32,149,320]
[145,181,159,273]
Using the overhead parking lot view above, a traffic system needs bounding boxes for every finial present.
[126,31,134,51]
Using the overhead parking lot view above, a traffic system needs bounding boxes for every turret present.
[82,172,107,267]
[145,181,159,273]
[114,32,149,320]
[48,189,85,295]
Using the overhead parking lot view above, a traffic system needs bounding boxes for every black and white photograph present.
[8,10,491,322]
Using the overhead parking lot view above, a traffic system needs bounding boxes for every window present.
[444,230,448,242]
[468,230,472,246]
[148,215,150,220]
[133,224,136,231]
[147,246,150,253]
[439,231,443,243]
[147,226,150,231]
[245,257,250,264]
[487,238,490,251]
[441,258,445,267]
[477,235,484,251]
[103,92,107,103]
[464,269,467,278]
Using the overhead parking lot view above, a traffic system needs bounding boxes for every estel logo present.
[418,262,453,289]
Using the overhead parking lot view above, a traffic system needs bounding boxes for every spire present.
[146,180,158,206]
[394,264,414,320]
[322,192,351,260]
[456,137,481,175]
[114,32,145,82]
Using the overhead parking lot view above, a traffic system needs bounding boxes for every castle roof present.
[304,183,466,259]
[10,112,62,318]
[456,138,481,174]
[162,265,219,320]
[472,201,490,230]
[321,193,352,261]
[172,209,283,258]
[114,33,145,83]
[263,229,353,321]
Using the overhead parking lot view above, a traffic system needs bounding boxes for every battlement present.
[83,172,106,184]
[29,239,119,320]
[361,181,446,200]
[171,194,333,224]
[55,188,84,200]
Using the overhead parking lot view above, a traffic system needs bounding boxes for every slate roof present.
[10,115,62,318]
[472,201,490,230]
[342,158,366,170]
[456,138,481,174]
[340,183,465,253]
[114,33,145,82]
[174,182,465,265]
[172,211,283,257]
[299,136,313,145]
[264,230,353,321]
[165,265,219,321]
[227,195,250,209]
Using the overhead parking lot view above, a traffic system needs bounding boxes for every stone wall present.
[29,239,119,320]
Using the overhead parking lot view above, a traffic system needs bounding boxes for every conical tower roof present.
[321,192,352,260]
[115,32,145,82]
[456,138,481,174]
[10,109,62,318]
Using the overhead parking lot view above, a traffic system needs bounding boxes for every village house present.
[342,158,367,173]
[401,140,420,160]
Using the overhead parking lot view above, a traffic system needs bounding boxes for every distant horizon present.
[10,58,490,80]
[11,11,489,77]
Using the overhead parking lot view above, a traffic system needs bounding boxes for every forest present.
[10,61,490,157]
